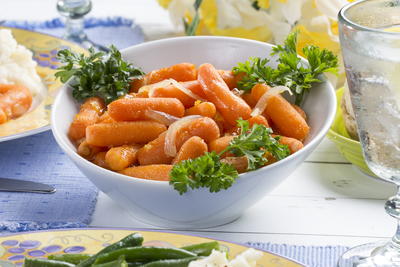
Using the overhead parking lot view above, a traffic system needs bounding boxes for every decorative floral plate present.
[0,228,304,266]
[0,26,86,143]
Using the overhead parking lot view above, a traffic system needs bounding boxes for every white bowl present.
[51,36,336,228]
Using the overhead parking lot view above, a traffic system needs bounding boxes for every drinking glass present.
[56,0,109,51]
[338,0,400,266]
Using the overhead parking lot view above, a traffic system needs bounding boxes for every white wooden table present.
[3,0,397,248]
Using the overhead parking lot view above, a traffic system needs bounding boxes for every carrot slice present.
[108,98,185,121]
[86,121,166,147]
[198,63,251,126]
[119,165,173,181]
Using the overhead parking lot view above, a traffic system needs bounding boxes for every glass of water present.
[338,0,400,266]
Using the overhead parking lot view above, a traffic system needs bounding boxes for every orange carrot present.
[221,156,248,173]
[275,135,304,154]
[137,132,173,165]
[248,115,269,128]
[108,98,185,121]
[68,97,105,141]
[129,78,145,93]
[208,136,234,157]
[105,144,141,171]
[185,102,216,118]
[92,151,109,169]
[218,70,238,90]
[149,82,196,108]
[146,63,197,84]
[98,112,116,123]
[241,93,257,108]
[119,165,173,181]
[292,104,307,120]
[180,80,207,99]
[137,117,220,165]
[172,136,208,164]
[198,63,251,126]
[86,121,166,147]
[250,83,309,141]
[77,139,105,160]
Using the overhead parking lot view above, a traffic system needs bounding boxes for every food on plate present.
[0,29,46,125]
[22,232,262,267]
[56,32,337,194]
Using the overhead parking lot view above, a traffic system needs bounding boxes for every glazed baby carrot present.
[292,104,307,120]
[198,63,251,126]
[147,82,196,108]
[108,98,185,121]
[241,92,257,108]
[180,80,207,99]
[69,97,105,141]
[105,144,141,171]
[248,115,269,128]
[221,156,248,173]
[86,121,167,147]
[92,151,109,169]
[137,117,220,165]
[275,135,304,154]
[208,136,234,158]
[218,70,238,90]
[137,132,173,165]
[185,102,216,118]
[98,112,115,123]
[129,77,145,93]
[119,165,173,181]
[145,63,197,84]
[77,139,104,160]
[172,136,208,164]
[250,83,309,141]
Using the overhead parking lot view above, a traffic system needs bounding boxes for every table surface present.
[2,0,397,248]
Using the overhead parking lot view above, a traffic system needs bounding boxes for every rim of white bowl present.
[52,36,337,187]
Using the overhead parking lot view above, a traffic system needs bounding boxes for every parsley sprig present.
[169,120,290,194]
[55,46,144,104]
[232,32,338,105]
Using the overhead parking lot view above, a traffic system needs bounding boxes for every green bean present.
[139,257,200,267]
[48,254,92,264]
[23,258,75,267]
[181,241,220,256]
[92,255,128,267]
[94,247,197,264]
[77,232,144,267]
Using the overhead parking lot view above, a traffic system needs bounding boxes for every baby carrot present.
[250,83,309,141]
[69,97,105,141]
[129,78,145,93]
[218,70,238,90]
[241,92,257,108]
[198,63,251,126]
[149,82,196,108]
[86,121,167,147]
[145,63,197,84]
[275,135,304,154]
[98,112,115,123]
[221,156,248,173]
[248,115,269,128]
[137,117,220,165]
[180,80,207,99]
[185,102,216,118]
[137,132,173,165]
[208,136,234,158]
[105,144,141,171]
[108,98,185,121]
[172,136,208,164]
[77,139,104,160]
[119,165,173,181]
[92,151,109,169]
[292,104,307,120]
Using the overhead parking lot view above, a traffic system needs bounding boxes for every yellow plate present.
[0,26,86,142]
[327,88,375,177]
[0,228,304,266]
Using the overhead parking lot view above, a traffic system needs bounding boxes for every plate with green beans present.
[0,228,304,266]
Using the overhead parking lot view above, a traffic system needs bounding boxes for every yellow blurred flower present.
[157,0,353,87]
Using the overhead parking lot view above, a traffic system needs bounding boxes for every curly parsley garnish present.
[232,31,338,105]
[169,120,290,194]
[55,46,144,104]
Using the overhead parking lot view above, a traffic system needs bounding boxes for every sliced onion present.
[169,79,205,101]
[164,115,202,157]
[232,88,244,97]
[251,86,292,117]
[144,109,179,126]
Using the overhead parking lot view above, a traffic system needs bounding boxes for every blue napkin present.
[0,17,144,232]
[248,242,350,267]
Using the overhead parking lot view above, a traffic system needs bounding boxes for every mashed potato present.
[188,248,263,267]
[0,29,46,97]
